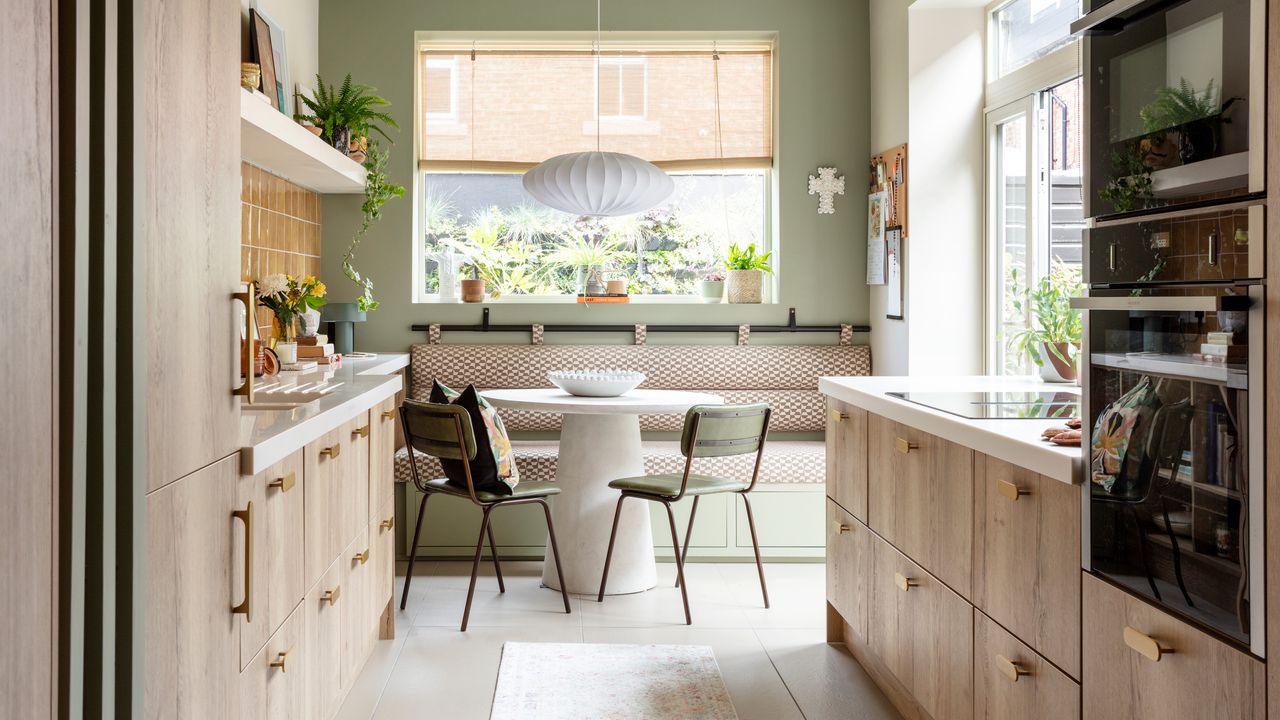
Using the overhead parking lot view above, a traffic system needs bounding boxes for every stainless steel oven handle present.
[1070,295,1252,312]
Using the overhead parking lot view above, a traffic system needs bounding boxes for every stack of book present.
[298,334,340,364]
[1199,330,1244,364]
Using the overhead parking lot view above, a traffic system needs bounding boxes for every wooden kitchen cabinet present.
[345,413,372,552]
[974,609,1079,720]
[145,455,241,719]
[305,554,346,718]
[826,499,871,641]
[342,528,377,688]
[972,454,1081,677]
[1082,573,1264,720]
[826,400,868,520]
[305,425,350,585]
[868,414,974,598]
[369,396,398,521]
[373,497,397,636]
[869,532,973,720]
[238,450,306,669]
[240,603,308,719]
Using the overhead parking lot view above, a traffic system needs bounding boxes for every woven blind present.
[417,46,773,172]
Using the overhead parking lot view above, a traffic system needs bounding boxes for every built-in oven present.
[1073,0,1265,220]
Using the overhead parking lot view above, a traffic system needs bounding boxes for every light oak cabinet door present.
[305,555,345,718]
[826,400,868,520]
[972,455,1081,678]
[342,528,377,687]
[239,450,306,669]
[826,499,870,640]
[369,396,398,522]
[240,602,308,719]
[344,413,372,549]
[974,609,1079,720]
[373,497,397,628]
[869,533,974,720]
[145,455,241,719]
[1082,573,1264,720]
[305,426,347,586]
[868,414,974,598]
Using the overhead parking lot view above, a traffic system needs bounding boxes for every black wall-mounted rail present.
[411,307,871,335]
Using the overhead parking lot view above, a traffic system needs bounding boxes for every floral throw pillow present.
[1090,376,1160,494]
[429,381,520,494]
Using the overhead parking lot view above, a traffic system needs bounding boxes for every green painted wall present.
[318,0,870,352]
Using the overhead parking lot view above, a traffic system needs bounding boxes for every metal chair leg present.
[461,506,493,632]
[597,496,628,602]
[538,500,572,614]
[741,493,770,609]
[676,496,700,588]
[487,520,505,594]
[663,500,692,625]
[400,490,431,610]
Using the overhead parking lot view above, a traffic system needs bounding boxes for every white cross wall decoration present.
[808,167,845,214]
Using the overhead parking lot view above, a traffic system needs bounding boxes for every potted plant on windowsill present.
[699,272,725,304]
[724,243,772,304]
[1009,259,1084,383]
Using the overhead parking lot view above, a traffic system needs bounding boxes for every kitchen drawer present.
[869,532,973,720]
[974,609,1079,720]
[305,425,348,587]
[1082,573,1264,720]
[372,496,396,622]
[825,499,870,640]
[304,552,345,719]
[238,449,306,670]
[972,454,1081,678]
[342,528,377,687]
[826,400,868,520]
[868,414,974,598]
[344,413,372,547]
[369,396,398,522]
[240,601,308,719]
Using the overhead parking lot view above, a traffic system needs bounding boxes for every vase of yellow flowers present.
[258,273,327,365]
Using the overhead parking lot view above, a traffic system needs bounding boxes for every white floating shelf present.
[239,88,366,194]
[1091,351,1248,389]
[1151,151,1249,199]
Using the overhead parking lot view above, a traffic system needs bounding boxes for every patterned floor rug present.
[490,642,740,720]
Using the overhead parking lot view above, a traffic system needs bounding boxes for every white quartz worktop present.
[818,375,1083,484]
[238,353,408,475]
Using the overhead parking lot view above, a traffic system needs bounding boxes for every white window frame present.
[594,56,649,120]
[422,57,459,122]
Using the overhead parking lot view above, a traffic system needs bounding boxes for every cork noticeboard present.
[869,144,907,237]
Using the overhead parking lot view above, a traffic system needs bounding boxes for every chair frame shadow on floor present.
[398,401,571,631]
[597,404,773,624]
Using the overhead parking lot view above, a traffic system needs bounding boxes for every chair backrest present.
[681,403,771,458]
[400,400,478,461]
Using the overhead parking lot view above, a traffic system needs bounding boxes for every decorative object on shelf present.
[275,339,298,365]
[258,273,327,347]
[548,235,628,297]
[521,0,673,217]
[1009,258,1084,383]
[699,272,725,304]
[724,242,772,304]
[866,191,886,284]
[248,9,289,114]
[605,278,627,295]
[428,246,468,302]
[341,142,405,312]
[547,370,646,398]
[321,302,366,356]
[885,226,904,319]
[240,62,261,92]
[300,308,322,337]
[808,166,845,215]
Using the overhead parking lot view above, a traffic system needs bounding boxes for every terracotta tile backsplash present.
[241,162,322,337]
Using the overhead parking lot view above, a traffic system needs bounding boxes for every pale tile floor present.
[336,560,900,720]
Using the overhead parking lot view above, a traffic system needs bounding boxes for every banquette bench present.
[395,341,871,560]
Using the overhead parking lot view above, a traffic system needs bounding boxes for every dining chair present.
[399,400,571,631]
[597,403,772,624]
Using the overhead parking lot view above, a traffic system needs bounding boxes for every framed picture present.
[249,7,290,115]
[866,191,886,285]
[248,10,278,111]
[886,225,904,320]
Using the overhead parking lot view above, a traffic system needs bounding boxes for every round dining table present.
[481,388,723,595]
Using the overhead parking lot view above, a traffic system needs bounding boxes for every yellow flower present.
[304,275,317,284]
[313,281,327,296]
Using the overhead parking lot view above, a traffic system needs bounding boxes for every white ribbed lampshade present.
[522,151,674,217]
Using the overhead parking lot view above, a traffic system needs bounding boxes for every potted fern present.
[724,243,772,303]
[295,73,399,157]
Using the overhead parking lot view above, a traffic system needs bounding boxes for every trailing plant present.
[295,73,399,147]
[343,142,405,312]
[724,242,772,272]
[1140,78,1220,134]
[1098,143,1154,213]
[1008,258,1084,368]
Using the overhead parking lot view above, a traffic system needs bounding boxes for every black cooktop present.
[888,391,1079,420]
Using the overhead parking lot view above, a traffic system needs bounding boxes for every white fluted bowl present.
[547,370,646,397]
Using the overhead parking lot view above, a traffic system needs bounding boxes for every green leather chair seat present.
[607,473,748,497]
[420,477,561,503]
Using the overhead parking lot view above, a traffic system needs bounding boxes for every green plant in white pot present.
[1009,259,1084,383]
[724,243,772,304]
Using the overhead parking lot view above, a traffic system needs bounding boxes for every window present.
[990,0,1079,79]
[415,40,774,301]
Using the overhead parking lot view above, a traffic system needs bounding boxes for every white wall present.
[241,0,320,104]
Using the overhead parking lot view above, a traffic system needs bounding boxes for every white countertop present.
[238,353,409,475]
[818,375,1083,484]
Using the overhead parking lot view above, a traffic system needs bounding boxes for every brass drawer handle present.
[320,443,341,459]
[1124,626,1173,662]
[995,654,1030,682]
[352,425,370,439]
[831,410,849,422]
[353,548,370,565]
[268,471,296,493]
[232,502,253,622]
[269,647,292,673]
[894,437,918,454]
[382,409,397,420]
[380,516,395,531]
[838,524,851,534]
[894,572,918,592]
[321,586,342,606]
[996,478,1028,501]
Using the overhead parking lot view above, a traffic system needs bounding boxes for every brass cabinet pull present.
[321,586,342,606]
[996,478,1028,501]
[268,471,296,493]
[320,443,341,459]
[894,572,918,592]
[352,425,370,439]
[831,409,849,422]
[381,409,397,420]
[270,647,292,673]
[353,548,370,565]
[894,437,918,454]
[995,654,1031,682]
[1124,626,1173,662]
[380,516,395,531]
[232,502,253,622]
[838,524,852,534]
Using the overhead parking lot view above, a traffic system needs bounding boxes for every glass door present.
[987,99,1036,375]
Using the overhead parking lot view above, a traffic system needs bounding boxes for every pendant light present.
[522,0,674,217]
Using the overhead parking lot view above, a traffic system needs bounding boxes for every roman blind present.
[417,44,773,172]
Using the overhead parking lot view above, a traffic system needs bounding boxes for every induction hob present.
[888,391,1079,420]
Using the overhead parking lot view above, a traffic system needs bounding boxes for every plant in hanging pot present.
[723,243,772,304]
[1009,259,1084,383]
[699,272,725,304]
[257,273,327,365]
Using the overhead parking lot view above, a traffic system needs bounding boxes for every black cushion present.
[429,381,513,496]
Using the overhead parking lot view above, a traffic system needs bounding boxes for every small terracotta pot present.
[461,278,486,303]
[303,124,323,137]
[1041,341,1079,383]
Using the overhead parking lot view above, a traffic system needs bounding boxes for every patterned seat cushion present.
[395,439,826,487]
